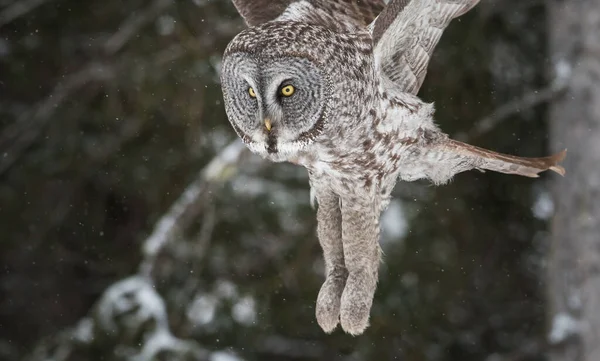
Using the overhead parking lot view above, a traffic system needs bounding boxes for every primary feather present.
[371,0,480,94]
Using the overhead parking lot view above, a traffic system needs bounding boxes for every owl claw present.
[339,271,376,336]
[315,273,347,333]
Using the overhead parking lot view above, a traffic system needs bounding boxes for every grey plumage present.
[372,0,480,93]
[220,0,566,335]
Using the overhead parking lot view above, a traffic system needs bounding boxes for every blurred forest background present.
[0,0,598,361]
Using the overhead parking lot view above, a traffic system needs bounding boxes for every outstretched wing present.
[371,0,480,94]
[231,0,385,27]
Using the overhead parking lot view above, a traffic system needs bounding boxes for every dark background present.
[0,1,580,360]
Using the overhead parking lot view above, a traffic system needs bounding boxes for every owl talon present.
[340,271,376,336]
[316,273,347,333]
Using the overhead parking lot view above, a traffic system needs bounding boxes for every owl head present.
[220,24,335,163]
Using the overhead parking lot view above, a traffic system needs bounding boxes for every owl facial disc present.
[220,52,327,162]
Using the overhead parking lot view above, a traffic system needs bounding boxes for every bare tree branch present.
[103,0,174,55]
[0,0,176,176]
[0,4,238,178]
[0,0,51,27]
[456,62,571,141]
[0,63,115,176]
[139,140,253,277]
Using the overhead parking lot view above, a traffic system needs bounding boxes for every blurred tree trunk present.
[548,0,600,361]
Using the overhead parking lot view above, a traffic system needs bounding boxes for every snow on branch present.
[26,140,253,361]
[140,140,249,276]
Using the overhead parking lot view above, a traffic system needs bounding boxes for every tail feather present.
[447,139,567,178]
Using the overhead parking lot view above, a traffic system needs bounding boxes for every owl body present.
[221,0,565,335]
[301,94,443,209]
[224,11,449,198]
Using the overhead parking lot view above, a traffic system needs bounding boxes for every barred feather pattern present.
[372,0,480,94]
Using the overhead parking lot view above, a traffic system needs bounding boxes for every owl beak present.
[264,118,272,132]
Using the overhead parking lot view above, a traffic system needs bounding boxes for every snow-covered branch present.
[140,140,249,276]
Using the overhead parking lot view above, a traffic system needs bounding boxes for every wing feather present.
[231,0,386,27]
[371,0,480,94]
[315,0,386,27]
[231,0,294,26]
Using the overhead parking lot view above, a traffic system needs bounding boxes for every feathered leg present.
[339,196,381,336]
[314,190,348,333]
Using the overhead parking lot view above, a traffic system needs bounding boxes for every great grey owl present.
[220,0,566,335]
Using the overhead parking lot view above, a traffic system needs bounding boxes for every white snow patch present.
[231,175,267,196]
[187,294,218,325]
[554,59,572,82]
[95,277,207,360]
[97,276,168,332]
[204,141,246,181]
[215,279,239,300]
[548,312,580,344]
[211,351,245,361]
[532,191,554,220]
[380,200,408,245]
[131,329,187,361]
[73,318,94,343]
[232,295,257,325]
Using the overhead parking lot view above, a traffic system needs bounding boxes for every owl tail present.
[446,139,567,178]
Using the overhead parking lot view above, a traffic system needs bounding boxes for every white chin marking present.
[247,141,304,161]
[247,142,267,155]
[277,141,304,154]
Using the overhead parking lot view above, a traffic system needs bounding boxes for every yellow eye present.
[280,85,295,97]
[248,87,256,98]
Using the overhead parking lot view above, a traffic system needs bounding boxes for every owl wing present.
[231,0,294,26]
[231,0,385,27]
[370,0,480,94]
